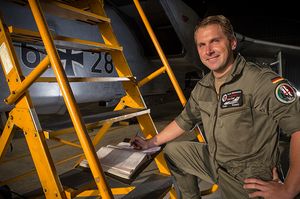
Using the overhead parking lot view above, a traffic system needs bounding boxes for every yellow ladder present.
[0,0,175,198]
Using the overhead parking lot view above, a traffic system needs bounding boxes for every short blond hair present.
[194,15,235,43]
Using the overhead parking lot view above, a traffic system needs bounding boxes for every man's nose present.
[205,45,214,55]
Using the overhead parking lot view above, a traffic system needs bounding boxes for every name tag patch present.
[221,90,243,108]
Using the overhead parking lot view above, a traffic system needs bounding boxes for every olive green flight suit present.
[164,55,300,198]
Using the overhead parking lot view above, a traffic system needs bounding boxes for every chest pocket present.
[219,94,252,118]
[217,94,254,154]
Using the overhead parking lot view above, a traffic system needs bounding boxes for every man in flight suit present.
[131,15,300,198]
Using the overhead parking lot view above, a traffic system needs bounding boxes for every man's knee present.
[164,142,179,157]
[164,141,188,170]
[164,141,189,160]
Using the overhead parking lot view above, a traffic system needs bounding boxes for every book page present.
[80,146,148,179]
[101,165,131,179]
[97,147,146,172]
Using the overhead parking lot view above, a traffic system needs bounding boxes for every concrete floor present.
[0,100,218,198]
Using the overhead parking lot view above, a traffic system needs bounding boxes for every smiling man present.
[131,15,300,199]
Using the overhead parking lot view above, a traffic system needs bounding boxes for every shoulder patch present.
[275,82,296,104]
[271,77,285,84]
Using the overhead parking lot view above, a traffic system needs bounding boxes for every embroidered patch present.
[271,77,285,84]
[221,90,243,108]
[275,82,296,104]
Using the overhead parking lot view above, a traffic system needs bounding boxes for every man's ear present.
[231,38,237,50]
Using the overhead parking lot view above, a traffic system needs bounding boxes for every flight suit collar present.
[199,54,246,88]
[228,54,246,82]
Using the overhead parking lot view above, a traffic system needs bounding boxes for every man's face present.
[195,24,236,74]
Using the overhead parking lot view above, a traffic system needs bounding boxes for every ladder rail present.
[5,56,50,105]
[133,0,218,195]
[0,114,15,162]
[27,0,113,198]
[0,12,67,196]
[133,0,186,105]
[133,0,207,143]
[137,66,166,87]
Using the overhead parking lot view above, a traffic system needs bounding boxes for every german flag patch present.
[271,77,285,84]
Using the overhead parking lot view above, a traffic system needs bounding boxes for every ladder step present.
[42,1,110,24]
[9,26,123,52]
[43,108,150,131]
[122,174,173,199]
[17,0,110,24]
[23,167,135,198]
[59,167,172,199]
[36,77,132,83]
[60,167,96,198]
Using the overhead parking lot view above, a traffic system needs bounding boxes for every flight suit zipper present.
[212,89,219,164]
[199,79,228,163]
[211,81,228,166]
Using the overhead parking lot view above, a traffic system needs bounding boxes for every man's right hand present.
[130,120,186,150]
[130,136,150,150]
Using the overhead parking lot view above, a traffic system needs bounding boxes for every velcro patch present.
[221,90,243,108]
[275,82,296,104]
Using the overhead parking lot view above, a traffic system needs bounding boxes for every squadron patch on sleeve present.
[220,90,243,108]
[275,82,296,104]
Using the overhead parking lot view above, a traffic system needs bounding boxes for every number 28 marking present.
[91,52,114,74]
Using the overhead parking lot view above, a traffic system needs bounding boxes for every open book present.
[79,141,161,181]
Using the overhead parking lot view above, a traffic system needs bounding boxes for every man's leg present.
[164,141,218,199]
[218,168,251,199]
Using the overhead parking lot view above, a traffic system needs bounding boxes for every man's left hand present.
[243,168,293,199]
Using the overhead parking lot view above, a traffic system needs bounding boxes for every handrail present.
[132,0,217,195]
[138,66,166,87]
[133,0,186,106]
[133,0,206,142]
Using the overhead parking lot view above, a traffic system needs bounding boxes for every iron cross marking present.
[58,49,83,76]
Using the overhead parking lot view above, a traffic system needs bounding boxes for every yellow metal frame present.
[8,26,123,52]
[0,1,111,198]
[29,1,113,198]
[0,0,176,198]
[76,187,135,197]
[0,11,66,198]
[88,0,172,176]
